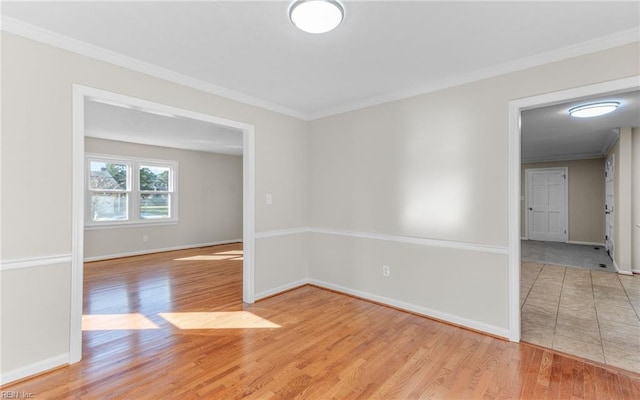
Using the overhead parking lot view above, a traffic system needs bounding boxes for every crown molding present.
[0,16,310,120]
[309,27,640,120]
[2,15,637,121]
[521,152,605,164]
[601,128,620,156]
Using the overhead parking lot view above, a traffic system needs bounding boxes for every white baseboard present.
[611,259,634,275]
[83,239,242,262]
[308,279,510,340]
[254,279,309,301]
[0,353,69,385]
[254,277,510,340]
[567,241,605,246]
[632,269,640,274]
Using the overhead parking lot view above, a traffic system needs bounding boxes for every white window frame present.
[85,153,178,229]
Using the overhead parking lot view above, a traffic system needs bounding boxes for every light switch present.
[266,193,273,205]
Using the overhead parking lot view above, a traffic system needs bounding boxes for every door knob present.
[528,207,533,211]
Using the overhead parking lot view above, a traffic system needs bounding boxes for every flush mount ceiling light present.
[568,102,620,118]
[290,0,344,34]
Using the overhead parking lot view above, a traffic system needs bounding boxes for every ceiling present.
[2,1,639,157]
[2,1,639,120]
[522,90,640,163]
[85,99,244,156]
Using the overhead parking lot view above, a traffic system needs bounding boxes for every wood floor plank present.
[2,243,639,399]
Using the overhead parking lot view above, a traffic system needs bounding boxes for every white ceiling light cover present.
[568,102,620,118]
[290,0,344,34]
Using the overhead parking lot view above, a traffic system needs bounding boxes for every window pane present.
[90,161,128,190]
[91,193,128,221]
[139,165,170,191]
[140,194,170,219]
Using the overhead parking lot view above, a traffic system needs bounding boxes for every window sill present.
[85,219,179,230]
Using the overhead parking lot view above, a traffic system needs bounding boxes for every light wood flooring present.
[521,262,640,374]
[3,244,640,399]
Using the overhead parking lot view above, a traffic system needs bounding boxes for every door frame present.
[524,167,568,242]
[70,84,256,363]
[507,75,639,342]
[604,153,615,256]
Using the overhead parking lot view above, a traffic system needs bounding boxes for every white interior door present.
[605,155,614,256]
[526,168,568,242]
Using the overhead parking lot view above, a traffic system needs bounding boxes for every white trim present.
[601,129,620,156]
[2,16,638,121]
[567,241,605,247]
[508,75,640,344]
[632,269,640,274]
[0,353,69,386]
[610,258,633,276]
[70,85,85,363]
[1,16,306,120]
[0,254,72,272]
[254,227,310,239]
[254,226,509,254]
[508,100,522,342]
[83,240,242,262]
[72,84,256,364]
[84,221,179,230]
[522,153,605,163]
[242,127,256,305]
[310,227,509,255]
[309,279,510,340]
[256,276,512,339]
[309,28,640,120]
[254,279,309,301]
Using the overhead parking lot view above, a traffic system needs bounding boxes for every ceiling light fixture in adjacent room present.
[289,0,344,34]
[568,102,620,118]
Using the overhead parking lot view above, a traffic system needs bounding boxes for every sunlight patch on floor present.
[158,311,280,329]
[215,250,243,255]
[82,313,160,331]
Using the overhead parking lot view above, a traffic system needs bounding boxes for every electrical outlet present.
[143,234,149,242]
[382,265,390,277]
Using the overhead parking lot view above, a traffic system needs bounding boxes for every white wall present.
[308,43,639,336]
[0,32,309,381]
[84,138,243,260]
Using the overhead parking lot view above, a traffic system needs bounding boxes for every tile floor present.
[521,261,640,374]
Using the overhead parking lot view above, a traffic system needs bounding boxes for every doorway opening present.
[508,76,639,372]
[71,85,256,363]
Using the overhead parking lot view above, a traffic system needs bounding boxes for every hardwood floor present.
[3,244,640,399]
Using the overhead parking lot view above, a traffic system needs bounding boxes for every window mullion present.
[132,162,139,222]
